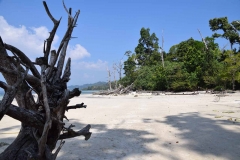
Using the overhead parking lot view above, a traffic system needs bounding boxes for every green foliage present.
[209,17,240,50]
[135,28,161,66]
[134,64,167,90]
[121,19,240,91]
[123,51,137,84]
[213,86,225,91]
[164,61,198,91]
[219,50,240,90]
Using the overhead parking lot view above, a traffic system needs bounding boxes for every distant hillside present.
[68,81,108,90]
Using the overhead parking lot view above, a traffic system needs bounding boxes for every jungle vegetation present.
[119,17,240,92]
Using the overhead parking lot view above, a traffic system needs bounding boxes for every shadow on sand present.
[161,112,240,160]
[57,120,158,160]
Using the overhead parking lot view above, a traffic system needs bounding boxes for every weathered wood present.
[66,103,86,111]
[93,83,133,95]
[197,29,208,50]
[68,88,81,99]
[61,58,71,82]
[59,124,91,140]
[4,43,41,78]
[38,65,52,158]
[0,1,91,160]
[0,66,28,120]
[6,104,45,130]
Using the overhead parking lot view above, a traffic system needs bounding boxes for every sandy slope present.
[1,92,240,160]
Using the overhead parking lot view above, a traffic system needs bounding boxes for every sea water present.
[0,90,100,100]
[81,90,99,95]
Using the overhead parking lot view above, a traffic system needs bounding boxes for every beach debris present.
[222,111,235,113]
[93,83,134,95]
[234,118,240,122]
[215,115,223,118]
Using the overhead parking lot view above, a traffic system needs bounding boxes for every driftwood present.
[0,1,91,160]
[93,83,134,95]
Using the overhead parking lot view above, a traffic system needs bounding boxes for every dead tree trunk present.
[0,1,91,160]
[159,30,165,68]
[113,64,117,89]
[115,59,123,80]
[107,68,112,90]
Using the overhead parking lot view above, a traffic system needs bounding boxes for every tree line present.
[119,17,240,91]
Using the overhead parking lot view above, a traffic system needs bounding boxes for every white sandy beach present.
[0,92,240,160]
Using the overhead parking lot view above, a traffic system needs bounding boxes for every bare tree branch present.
[38,65,52,157]
[52,140,65,160]
[46,50,57,76]
[59,124,91,140]
[0,2,90,159]
[42,1,61,60]
[0,66,29,120]
[6,104,45,130]
[160,29,165,67]
[62,0,73,20]
[66,103,86,111]
[61,58,71,82]
[55,41,68,80]
[4,44,41,78]
[68,88,81,99]
[54,10,80,81]
[43,1,58,24]
[197,29,208,50]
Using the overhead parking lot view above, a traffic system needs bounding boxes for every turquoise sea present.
[81,90,99,95]
[0,90,100,100]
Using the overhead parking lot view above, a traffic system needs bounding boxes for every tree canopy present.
[120,17,240,91]
[209,17,240,51]
[135,28,161,66]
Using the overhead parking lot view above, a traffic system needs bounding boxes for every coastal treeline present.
[119,17,240,91]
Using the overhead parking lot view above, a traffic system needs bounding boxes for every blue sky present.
[0,0,239,85]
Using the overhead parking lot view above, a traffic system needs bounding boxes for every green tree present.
[121,51,137,86]
[201,37,222,88]
[220,50,240,90]
[165,37,221,89]
[164,61,198,91]
[135,28,161,66]
[166,44,179,61]
[134,64,167,90]
[209,17,240,51]
[166,38,205,86]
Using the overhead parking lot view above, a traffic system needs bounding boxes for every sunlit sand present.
[1,92,240,160]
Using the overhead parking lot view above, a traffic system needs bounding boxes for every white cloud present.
[0,16,90,60]
[0,16,60,58]
[73,59,108,70]
[68,44,90,60]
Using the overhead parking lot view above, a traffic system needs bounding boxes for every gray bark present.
[0,1,91,160]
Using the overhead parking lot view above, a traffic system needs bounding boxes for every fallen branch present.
[59,124,91,140]
[66,103,86,111]
[68,88,81,99]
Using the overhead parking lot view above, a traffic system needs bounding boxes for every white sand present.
[1,92,240,160]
